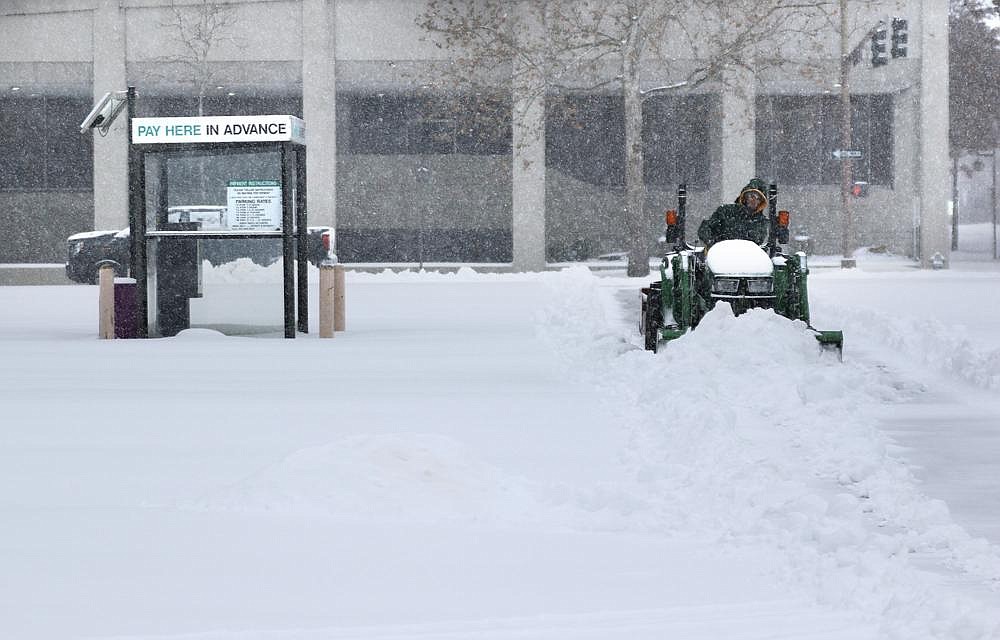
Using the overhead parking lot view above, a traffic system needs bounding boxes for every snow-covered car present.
[66,223,333,284]
[165,205,227,230]
[65,228,130,283]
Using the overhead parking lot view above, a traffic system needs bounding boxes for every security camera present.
[80,91,127,134]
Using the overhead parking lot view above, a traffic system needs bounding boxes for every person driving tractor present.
[698,178,770,249]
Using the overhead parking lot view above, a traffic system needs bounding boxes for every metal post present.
[418,203,425,271]
[415,165,430,270]
[993,145,998,260]
[126,86,148,337]
[839,0,855,269]
[281,143,295,338]
[952,155,959,251]
[296,146,309,333]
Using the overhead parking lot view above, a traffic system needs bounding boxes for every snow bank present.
[188,433,546,525]
[202,257,282,283]
[814,301,1000,391]
[535,268,1000,640]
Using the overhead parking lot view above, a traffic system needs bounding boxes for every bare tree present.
[155,0,241,116]
[420,0,847,276]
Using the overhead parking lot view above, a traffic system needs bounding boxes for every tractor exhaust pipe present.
[677,183,687,250]
[767,183,779,257]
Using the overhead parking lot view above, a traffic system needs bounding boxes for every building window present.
[137,94,303,119]
[0,95,93,191]
[643,94,712,188]
[547,94,623,186]
[756,94,894,186]
[341,91,512,156]
[546,93,711,188]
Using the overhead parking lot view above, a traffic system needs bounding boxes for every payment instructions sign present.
[227,180,282,231]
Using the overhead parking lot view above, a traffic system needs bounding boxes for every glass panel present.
[757,94,894,186]
[46,96,94,189]
[142,145,291,337]
[342,91,512,156]
[188,237,285,335]
[643,95,711,188]
[0,96,45,189]
[144,149,282,232]
[146,236,285,337]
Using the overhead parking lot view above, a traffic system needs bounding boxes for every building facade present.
[0,0,950,268]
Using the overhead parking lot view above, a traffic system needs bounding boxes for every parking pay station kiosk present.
[129,114,308,338]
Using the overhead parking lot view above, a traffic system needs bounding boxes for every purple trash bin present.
[114,278,138,339]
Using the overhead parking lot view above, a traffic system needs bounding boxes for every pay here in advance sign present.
[132,115,305,145]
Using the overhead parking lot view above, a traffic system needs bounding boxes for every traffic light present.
[850,181,869,198]
[891,18,908,58]
[871,23,889,67]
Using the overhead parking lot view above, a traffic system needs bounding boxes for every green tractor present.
[639,183,843,357]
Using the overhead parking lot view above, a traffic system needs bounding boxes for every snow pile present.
[536,267,1000,639]
[202,257,283,283]
[345,265,542,283]
[704,239,775,275]
[815,300,1000,391]
[189,434,546,525]
[201,260,546,285]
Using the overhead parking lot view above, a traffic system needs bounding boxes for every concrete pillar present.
[510,1,546,272]
[917,0,950,267]
[302,0,337,229]
[92,0,128,231]
[712,66,756,206]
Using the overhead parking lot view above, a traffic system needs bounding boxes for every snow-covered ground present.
[1,249,999,639]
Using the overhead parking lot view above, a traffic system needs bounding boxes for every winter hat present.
[736,178,768,213]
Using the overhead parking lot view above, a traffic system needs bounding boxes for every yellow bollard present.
[319,263,335,338]
[98,264,115,340]
[334,264,346,332]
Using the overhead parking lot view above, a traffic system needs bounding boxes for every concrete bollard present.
[98,264,115,340]
[319,263,335,338]
[334,264,346,332]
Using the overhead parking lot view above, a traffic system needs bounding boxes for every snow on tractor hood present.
[705,240,774,277]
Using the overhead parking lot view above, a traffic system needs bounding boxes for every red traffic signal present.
[850,181,869,198]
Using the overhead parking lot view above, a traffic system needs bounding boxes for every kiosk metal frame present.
[127,108,308,338]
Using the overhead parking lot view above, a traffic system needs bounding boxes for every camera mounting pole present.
[124,87,148,337]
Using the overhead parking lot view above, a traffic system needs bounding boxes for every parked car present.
[165,205,227,230]
[66,228,130,283]
[66,216,333,284]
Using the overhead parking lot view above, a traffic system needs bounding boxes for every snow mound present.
[202,258,282,284]
[190,434,546,524]
[171,328,228,340]
[705,239,774,275]
[535,268,1000,639]
[817,301,1000,391]
[345,265,543,283]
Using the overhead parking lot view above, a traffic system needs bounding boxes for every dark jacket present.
[697,179,770,246]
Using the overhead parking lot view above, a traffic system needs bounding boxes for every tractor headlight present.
[712,278,740,294]
[746,278,773,294]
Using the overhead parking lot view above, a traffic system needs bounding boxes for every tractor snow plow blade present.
[814,330,844,359]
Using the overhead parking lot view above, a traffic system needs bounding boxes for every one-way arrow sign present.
[832,149,863,159]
